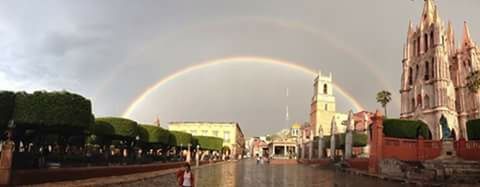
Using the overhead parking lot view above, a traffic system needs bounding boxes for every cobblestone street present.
[114,160,405,187]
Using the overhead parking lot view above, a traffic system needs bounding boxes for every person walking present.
[176,163,195,187]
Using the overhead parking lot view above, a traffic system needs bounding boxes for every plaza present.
[112,160,405,187]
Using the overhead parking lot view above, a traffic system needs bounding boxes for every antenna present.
[286,88,290,129]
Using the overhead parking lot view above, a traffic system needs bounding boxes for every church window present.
[413,39,417,56]
[416,65,419,80]
[324,104,328,111]
[417,94,422,107]
[425,61,430,80]
[411,98,415,111]
[417,38,421,55]
[432,57,435,79]
[323,84,328,94]
[442,36,445,45]
[408,67,413,85]
[425,34,429,50]
[430,31,434,47]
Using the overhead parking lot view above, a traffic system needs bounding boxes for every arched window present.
[425,61,430,80]
[408,67,413,85]
[411,98,415,111]
[417,94,422,107]
[413,39,417,56]
[430,31,434,47]
[417,38,421,55]
[424,33,429,51]
[431,57,435,79]
[416,65,419,80]
[323,84,328,94]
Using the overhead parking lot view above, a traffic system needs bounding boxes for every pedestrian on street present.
[176,163,195,187]
[256,154,260,165]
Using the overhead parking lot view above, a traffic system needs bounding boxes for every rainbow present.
[122,56,366,118]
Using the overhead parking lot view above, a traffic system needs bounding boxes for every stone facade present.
[310,70,347,137]
[400,0,480,140]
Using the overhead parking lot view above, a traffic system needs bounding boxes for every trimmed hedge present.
[324,132,368,148]
[169,131,192,146]
[0,91,15,129]
[13,91,93,133]
[383,119,431,139]
[194,136,223,151]
[467,119,480,140]
[138,124,170,145]
[95,117,138,139]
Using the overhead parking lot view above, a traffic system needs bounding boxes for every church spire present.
[407,20,414,35]
[463,21,474,49]
[447,21,456,52]
[421,0,435,24]
[433,5,441,23]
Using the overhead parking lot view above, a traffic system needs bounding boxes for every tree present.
[376,90,392,117]
[467,71,480,119]
[467,70,480,93]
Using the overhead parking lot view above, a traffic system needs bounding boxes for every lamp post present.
[186,143,191,163]
[196,145,200,167]
[135,135,140,161]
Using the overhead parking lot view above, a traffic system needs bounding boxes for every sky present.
[1,0,479,137]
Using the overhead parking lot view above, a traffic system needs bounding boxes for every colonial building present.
[310,71,347,137]
[169,121,245,157]
[400,0,480,139]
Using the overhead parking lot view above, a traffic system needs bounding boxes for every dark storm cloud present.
[1,0,479,136]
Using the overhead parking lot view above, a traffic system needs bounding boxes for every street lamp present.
[186,143,192,163]
[195,145,200,167]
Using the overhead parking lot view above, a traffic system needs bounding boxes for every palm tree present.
[376,90,392,117]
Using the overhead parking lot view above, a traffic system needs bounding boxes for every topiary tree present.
[13,91,93,133]
[467,119,480,140]
[0,91,15,130]
[194,136,223,151]
[138,124,170,145]
[324,132,368,148]
[383,119,431,139]
[95,117,138,140]
[168,131,193,147]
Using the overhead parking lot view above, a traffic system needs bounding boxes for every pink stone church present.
[400,0,480,140]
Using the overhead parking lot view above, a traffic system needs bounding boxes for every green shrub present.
[13,91,93,133]
[95,117,138,139]
[383,119,431,139]
[467,119,480,140]
[323,132,368,148]
[138,124,170,145]
[194,136,223,151]
[0,91,15,130]
[169,131,192,146]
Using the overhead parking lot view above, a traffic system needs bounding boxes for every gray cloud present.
[1,0,479,136]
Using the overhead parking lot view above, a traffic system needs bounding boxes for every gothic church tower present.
[400,0,480,140]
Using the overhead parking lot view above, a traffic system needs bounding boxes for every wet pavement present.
[115,160,408,187]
